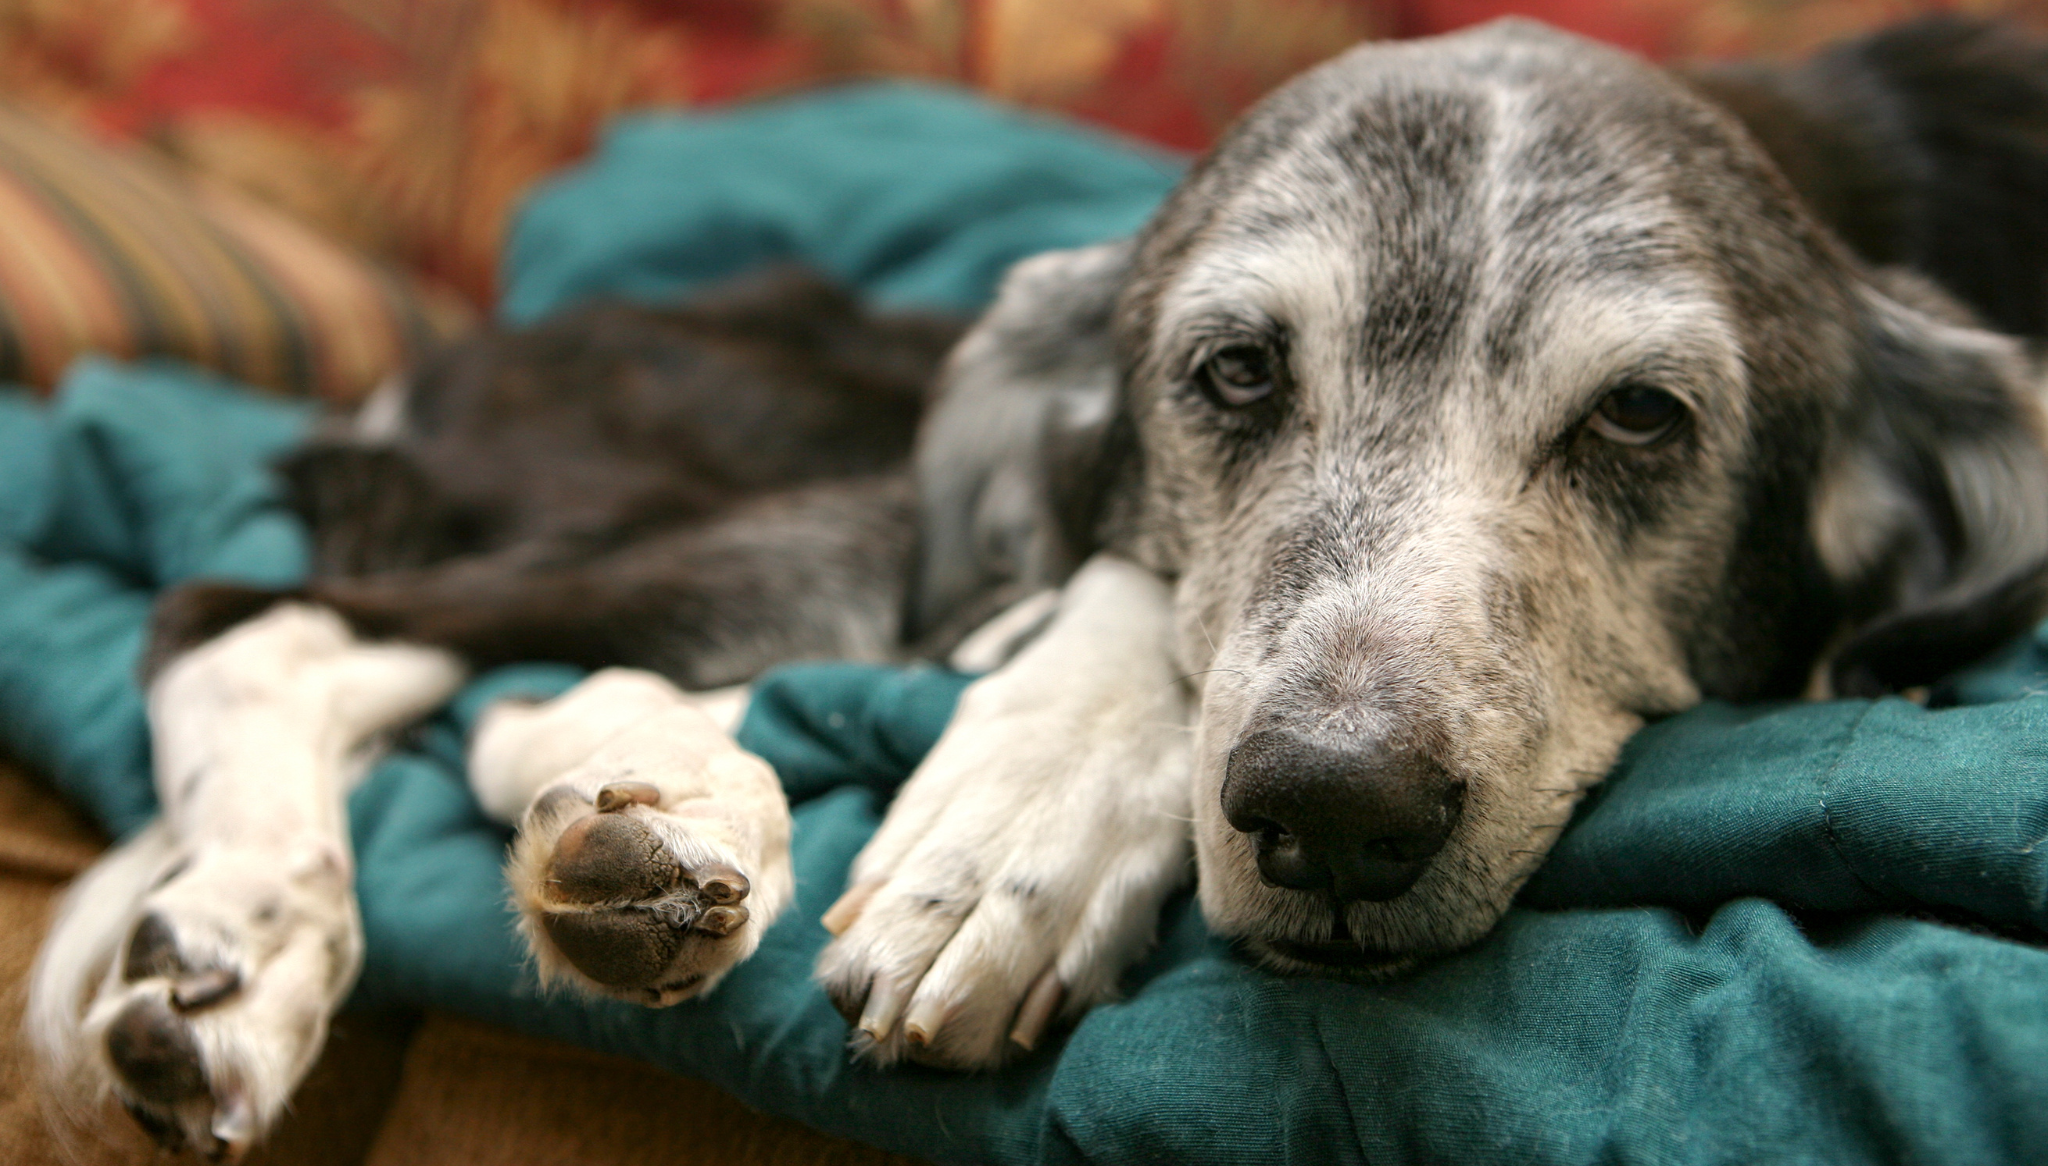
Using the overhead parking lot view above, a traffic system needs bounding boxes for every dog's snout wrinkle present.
[1221,726,1465,903]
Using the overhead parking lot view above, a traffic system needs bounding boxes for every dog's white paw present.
[480,670,793,1005]
[31,602,463,1160]
[815,558,1193,1069]
[78,840,361,1159]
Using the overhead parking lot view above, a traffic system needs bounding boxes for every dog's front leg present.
[28,599,463,1159]
[816,553,1192,1069]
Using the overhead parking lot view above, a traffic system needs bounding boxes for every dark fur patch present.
[140,582,305,685]
[272,268,956,686]
[1688,15,2048,338]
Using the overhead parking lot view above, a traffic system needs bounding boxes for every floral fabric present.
[0,0,2035,306]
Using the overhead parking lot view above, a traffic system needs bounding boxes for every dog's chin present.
[1210,887,1490,980]
[1198,830,1526,981]
[1243,936,1424,979]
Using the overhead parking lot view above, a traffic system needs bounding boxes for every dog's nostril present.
[1246,823,1328,892]
[1223,725,1464,903]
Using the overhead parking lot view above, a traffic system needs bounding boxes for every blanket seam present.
[1814,702,1886,904]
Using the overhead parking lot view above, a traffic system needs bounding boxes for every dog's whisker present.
[1171,667,1246,691]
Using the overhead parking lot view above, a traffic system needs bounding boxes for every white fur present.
[30,622,792,1156]
[351,374,411,443]
[26,818,181,1123]
[28,604,463,1158]
[815,554,1193,1068]
[480,669,793,1005]
[946,589,1059,673]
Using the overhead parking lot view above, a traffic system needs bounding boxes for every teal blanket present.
[3,84,2046,1165]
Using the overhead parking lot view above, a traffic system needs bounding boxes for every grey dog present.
[822,15,2048,1067]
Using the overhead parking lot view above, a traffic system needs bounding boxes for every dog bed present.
[2,84,2045,1165]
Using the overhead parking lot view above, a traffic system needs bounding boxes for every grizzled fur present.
[44,16,2048,1150]
[889,16,2048,996]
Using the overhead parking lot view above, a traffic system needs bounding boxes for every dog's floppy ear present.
[908,240,1136,646]
[1816,281,2048,696]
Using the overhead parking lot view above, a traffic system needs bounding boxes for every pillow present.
[0,103,470,403]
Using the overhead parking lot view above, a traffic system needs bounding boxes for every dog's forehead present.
[1139,21,1761,379]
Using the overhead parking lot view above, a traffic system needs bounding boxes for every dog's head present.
[919,20,2048,973]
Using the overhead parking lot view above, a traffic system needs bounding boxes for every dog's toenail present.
[697,904,749,936]
[106,998,209,1106]
[531,784,594,821]
[822,879,880,936]
[903,997,947,1048]
[172,968,241,1012]
[595,781,661,812]
[547,814,679,902]
[1008,966,1065,1052]
[695,863,749,904]
[857,974,907,1041]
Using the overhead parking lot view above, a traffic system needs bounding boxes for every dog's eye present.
[1196,345,1277,407]
[1588,385,1684,445]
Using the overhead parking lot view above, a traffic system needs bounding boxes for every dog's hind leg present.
[470,669,793,1005]
[29,600,463,1159]
[306,473,920,691]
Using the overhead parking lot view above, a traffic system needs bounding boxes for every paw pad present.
[547,814,680,903]
[105,997,208,1108]
[539,908,685,988]
[535,827,758,993]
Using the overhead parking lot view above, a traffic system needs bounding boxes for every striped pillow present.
[0,103,471,403]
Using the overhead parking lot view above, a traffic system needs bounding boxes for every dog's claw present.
[211,1093,255,1161]
[1009,967,1064,1051]
[856,974,908,1041]
[815,559,1194,1070]
[531,784,593,819]
[171,967,241,1012]
[821,879,879,937]
[903,997,947,1049]
[697,904,749,936]
[696,862,749,904]
[595,780,661,812]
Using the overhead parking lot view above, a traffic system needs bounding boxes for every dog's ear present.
[1816,281,2048,696]
[907,240,1136,645]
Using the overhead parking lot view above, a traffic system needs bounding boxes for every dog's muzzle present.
[1221,726,1465,903]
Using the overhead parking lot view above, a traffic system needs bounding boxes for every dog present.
[814,14,2048,1068]
[28,13,2048,1157]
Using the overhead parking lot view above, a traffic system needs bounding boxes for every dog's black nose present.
[1221,726,1464,902]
